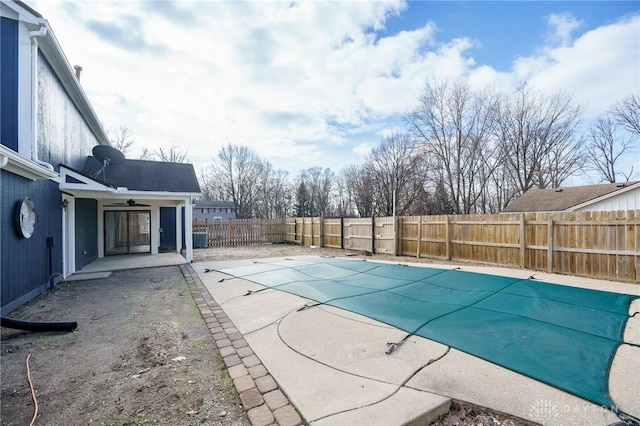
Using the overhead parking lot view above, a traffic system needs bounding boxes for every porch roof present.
[79,156,201,193]
[58,156,202,202]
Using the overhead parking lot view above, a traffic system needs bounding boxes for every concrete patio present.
[66,253,187,281]
[193,255,640,426]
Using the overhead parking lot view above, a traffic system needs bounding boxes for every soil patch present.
[1,266,249,426]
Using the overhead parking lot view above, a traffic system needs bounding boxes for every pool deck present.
[191,256,640,426]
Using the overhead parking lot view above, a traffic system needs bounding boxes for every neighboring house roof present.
[502,181,639,213]
[79,156,201,193]
[194,200,235,208]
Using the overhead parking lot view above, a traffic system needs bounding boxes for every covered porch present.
[58,165,199,278]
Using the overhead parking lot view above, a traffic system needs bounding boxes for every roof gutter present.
[29,23,54,171]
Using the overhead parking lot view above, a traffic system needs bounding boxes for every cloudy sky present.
[30,1,639,177]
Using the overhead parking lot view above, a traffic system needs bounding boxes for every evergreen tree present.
[294,182,311,217]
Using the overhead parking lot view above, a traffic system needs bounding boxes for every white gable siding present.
[573,185,640,212]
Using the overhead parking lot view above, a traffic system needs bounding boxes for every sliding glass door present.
[104,211,151,255]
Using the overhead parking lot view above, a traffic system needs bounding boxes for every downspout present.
[29,25,55,171]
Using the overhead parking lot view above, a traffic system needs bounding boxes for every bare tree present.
[488,162,520,211]
[255,164,290,218]
[494,84,583,193]
[406,80,501,214]
[612,93,640,136]
[586,114,636,182]
[138,148,154,160]
[198,167,224,200]
[535,134,586,189]
[333,175,354,217]
[298,167,335,217]
[155,145,189,163]
[341,164,375,217]
[207,144,264,219]
[107,125,136,155]
[366,133,426,216]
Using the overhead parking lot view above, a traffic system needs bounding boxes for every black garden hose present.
[1,317,77,332]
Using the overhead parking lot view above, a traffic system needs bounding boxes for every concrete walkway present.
[192,256,640,426]
[69,253,186,279]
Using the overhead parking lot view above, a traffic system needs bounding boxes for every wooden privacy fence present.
[193,211,639,283]
[284,217,396,253]
[193,219,286,247]
[282,211,639,283]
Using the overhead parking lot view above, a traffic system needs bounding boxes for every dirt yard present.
[2,244,528,426]
[1,265,250,426]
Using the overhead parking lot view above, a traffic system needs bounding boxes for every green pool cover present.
[219,257,638,414]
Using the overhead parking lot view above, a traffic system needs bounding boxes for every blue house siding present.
[1,170,63,314]
[1,16,19,150]
[1,3,110,313]
[75,198,98,269]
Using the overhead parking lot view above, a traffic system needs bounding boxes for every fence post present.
[417,216,422,258]
[340,217,344,250]
[445,215,451,260]
[547,217,554,274]
[520,213,525,269]
[371,215,376,255]
[394,215,400,256]
[320,216,324,248]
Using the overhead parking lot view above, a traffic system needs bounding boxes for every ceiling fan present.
[104,199,151,207]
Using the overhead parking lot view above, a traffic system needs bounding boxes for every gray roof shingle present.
[80,156,201,193]
[501,182,638,212]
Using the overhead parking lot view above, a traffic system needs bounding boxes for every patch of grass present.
[220,366,234,388]
[34,332,78,351]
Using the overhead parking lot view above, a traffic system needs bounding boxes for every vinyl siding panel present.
[1,170,63,313]
[1,17,19,150]
[75,198,98,269]
[37,53,100,170]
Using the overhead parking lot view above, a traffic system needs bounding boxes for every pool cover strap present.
[219,257,638,415]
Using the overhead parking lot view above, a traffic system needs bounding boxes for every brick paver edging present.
[180,264,306,426]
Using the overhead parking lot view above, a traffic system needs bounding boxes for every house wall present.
[75,198,98,269]
[1,16,19,150]
[1,172,63,314]
[37,54,99,170]
[193,204,236,221]
[1,7,103,313]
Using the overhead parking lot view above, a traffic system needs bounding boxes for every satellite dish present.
[91,145,125,179]
[93,145,125,165]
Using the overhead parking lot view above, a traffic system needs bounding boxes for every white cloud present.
[527,14,640,119]
[352,142,375,158]
[545,12,581,47]
[30,1,639,177]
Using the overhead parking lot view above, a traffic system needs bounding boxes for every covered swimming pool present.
[219,257,639,421]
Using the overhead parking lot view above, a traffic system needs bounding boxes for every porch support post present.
[151,207,160,255]
[184,196,194,262]
[62,195,76,275]
[176,205,183,255]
